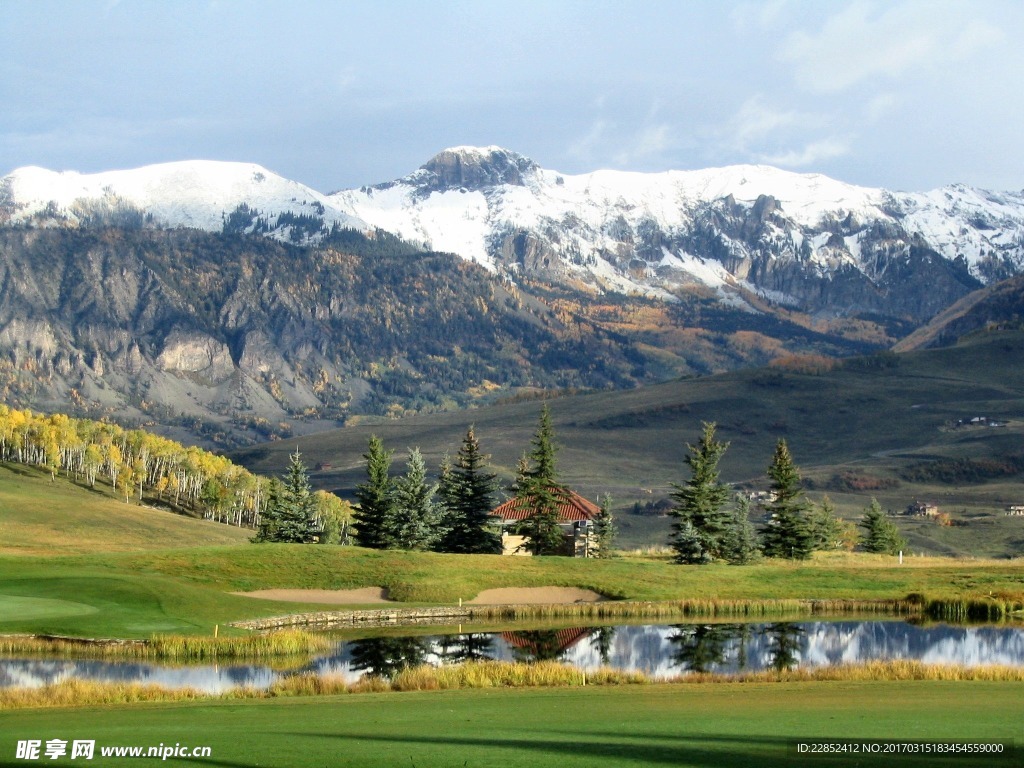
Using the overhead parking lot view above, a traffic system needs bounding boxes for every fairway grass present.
[2,545,1023,638]
[0,463,250,555]
[1,681,1021,766]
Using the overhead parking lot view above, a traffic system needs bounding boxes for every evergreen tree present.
[353,435,395,549]
[859,498,907,554]
[593,494,617,559]
[760,439,814,559]
[721,495,761,564]
[389,448,443,550]
[437,426,502,554]
[808,495,847,551]
[514,405,565,555]
[274,450,319,543]
[669,422,731,563]
[671,520,708,564]
[252,477,283,543]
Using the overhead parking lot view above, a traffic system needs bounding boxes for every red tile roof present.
[491,488,600,523]
[500,627,591,655]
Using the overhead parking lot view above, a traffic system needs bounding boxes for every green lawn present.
[0,463,250,555]
[1,682,1021,766]
[1,544,1023,639]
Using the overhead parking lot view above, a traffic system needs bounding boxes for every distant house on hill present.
[491,488,600,557]
[907,501,939,517]
[1006,505,1024,516]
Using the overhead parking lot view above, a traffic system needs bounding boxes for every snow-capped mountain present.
[330,146,1024,315]
[4,148,1022,318]
[0,160,366,242]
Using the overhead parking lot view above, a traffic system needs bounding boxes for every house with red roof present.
[490,488,600,556]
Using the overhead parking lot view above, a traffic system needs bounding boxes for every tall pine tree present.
[253,477,284,543]
[389,448,443,551]
[437,426,502,554]
[274,450,318,543]
[669,422,731,563]
[514,405,565,556]
[353,435,395,549]
[720,495,761,564]
[760,439,814,559]
[859,498,907,555]
[593,494,617,559]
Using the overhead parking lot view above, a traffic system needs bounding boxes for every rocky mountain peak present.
[415,146,540,192]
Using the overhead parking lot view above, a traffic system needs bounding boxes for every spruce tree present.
[437,426,502,554]
[353,435,394,549]
[515,405,565,555]
[593,494,617,559]
[253,477,283,543]
[808,495,847,551]
[760,439,814,559]
[721,495,761,564]
[671,520,707,564]
[859,498,907,555]
[669,422,731,563]
[390,448,443,551]
[274,450,318,543]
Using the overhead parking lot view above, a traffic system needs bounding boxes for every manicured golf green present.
[0,595,97,621]
[1,681,1021,766]
[2,543,1024,638]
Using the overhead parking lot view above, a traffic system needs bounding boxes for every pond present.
[4,619,1024,692]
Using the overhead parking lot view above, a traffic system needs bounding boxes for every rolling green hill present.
[0,463,251,555]
[234,330,1024,556]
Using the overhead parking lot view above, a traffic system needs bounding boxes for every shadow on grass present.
[291,731,1019,767]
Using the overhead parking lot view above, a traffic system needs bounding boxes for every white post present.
[899,551,903,565]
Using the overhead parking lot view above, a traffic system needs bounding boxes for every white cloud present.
[566,119,611,165]
[759,138,851,167]
[730,96,818,148]
[730,0,791,33]
[865,93,898,123]
[779,1,1005,93]
[612,123,672,166]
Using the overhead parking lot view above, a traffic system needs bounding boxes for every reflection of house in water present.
[491,489,600,556]
[501,628,591,662]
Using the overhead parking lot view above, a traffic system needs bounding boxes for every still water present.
[4,620,1024,693]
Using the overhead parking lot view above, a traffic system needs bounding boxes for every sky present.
[2,0,1022,193]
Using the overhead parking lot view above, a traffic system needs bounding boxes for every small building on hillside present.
[1006,505,1024,517]
[907,501,939,517]
[491,489,600,557]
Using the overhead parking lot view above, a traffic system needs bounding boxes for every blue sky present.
[2,0,1022,192]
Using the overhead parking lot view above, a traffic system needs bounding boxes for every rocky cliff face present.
[2,227,728,447]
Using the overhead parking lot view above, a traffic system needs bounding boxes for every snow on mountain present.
[1,160,366,242]
[328,146,1024,304]
[4,148,1023,313]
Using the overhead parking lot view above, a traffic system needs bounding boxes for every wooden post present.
[214,624,219,638]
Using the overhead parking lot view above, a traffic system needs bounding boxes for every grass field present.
[0,681,1021,766]
[0,464,250,556]
[2,543,1023,638]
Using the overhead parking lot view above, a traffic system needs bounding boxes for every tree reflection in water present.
[763,622,805,671]
[348,637,431,678]
[667,624,738,673]
[438,633,495,664]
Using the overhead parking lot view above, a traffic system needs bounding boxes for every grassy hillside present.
[234,330,1024,555]
[0,463,250,555]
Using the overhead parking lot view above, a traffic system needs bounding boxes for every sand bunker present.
[232,587,392,604]
[467,587,607,605]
